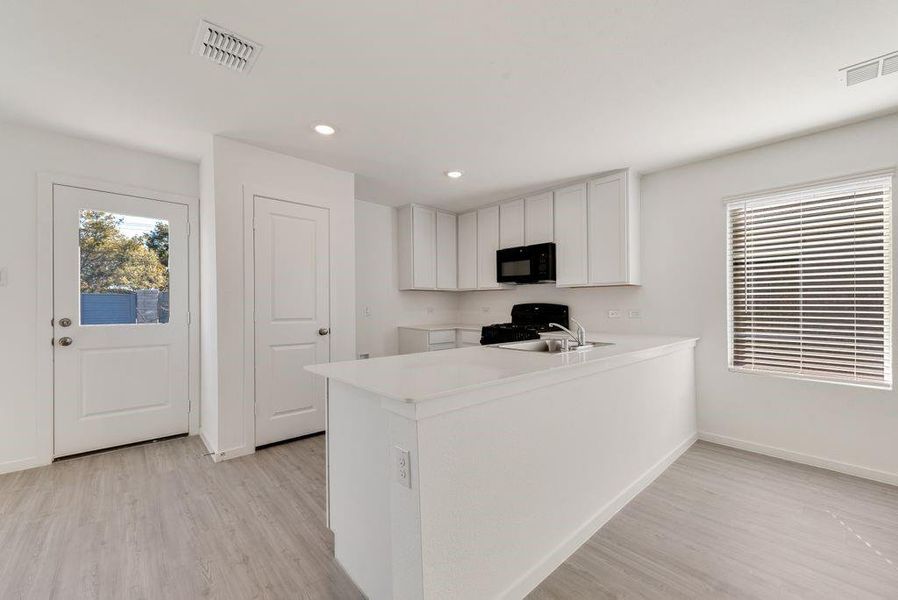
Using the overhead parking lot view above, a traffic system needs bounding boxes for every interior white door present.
[53,185,189,457]
[254,195,330,446]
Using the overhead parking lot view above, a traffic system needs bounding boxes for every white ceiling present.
[2,1,897,211]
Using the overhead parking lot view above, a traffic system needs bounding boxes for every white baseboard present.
[0,455,49,476]
[698,432,898,487]
[199,429,254,463]
[215,444,254,462]
[502,432,698,600]
[199,430,220,462]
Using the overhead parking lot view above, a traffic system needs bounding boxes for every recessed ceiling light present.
[313,123,336,136]
[445,170,464,179]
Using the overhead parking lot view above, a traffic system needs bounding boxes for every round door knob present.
[58,337,73,347]
[59,317,72,328]
[318,328,330,336]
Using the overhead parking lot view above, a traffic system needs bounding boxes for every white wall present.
[205,137,355,458]
[355,200,460,358]
[198,141,219,453]
[458,113,898,482]
[0,121,198,474]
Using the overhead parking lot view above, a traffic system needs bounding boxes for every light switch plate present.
[628,310,642,319]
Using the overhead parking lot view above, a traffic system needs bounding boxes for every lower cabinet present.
[398,327,482,354]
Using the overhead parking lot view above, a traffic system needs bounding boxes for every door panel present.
[412,205,436,288]
[436,211,457,290]
[525,192,554,245]
[553,183,588,286]
[588,175,625,284]
[457,211,477,289]
[477,206,500,289]
[53,185,189,457]
[254,196,330,446]
[499,199,525,249]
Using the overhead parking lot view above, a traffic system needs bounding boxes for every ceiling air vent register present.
[191,20,261,74]
[840,51,898,86]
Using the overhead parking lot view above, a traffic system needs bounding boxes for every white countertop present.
[307,332,697,404]
[397,323,483,331]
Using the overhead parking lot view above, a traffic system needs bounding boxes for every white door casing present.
[52,185,189,457]
[253,195,330,446]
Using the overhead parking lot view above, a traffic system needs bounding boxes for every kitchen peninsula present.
[306,332,698,599]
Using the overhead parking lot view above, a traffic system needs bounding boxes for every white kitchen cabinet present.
[553,183,588,286]
[399,328,457,354]
[524,192,554,245]
[398,204,458,290]
[397,326,482,354]
[477,205,501,289]
[436,211,457,289]
[398,168,638,293]
[499,199,525,249]
[457,211,478,290]
[412,206,436,288]
[587,169,640,285]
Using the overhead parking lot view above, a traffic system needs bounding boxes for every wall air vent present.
[881,53,898,77]
[839,51,898,86]
[191,20,261,75]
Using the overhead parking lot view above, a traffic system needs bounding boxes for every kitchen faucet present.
[548,318,587,349]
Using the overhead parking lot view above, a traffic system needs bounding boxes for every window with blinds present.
[727,172,893,389]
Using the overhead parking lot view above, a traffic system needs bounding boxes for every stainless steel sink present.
[494,339,614,353]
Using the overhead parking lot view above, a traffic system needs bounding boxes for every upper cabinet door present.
[524,192,554,245]
[553,183,588,286]
[499,199,525,249]
[477,205,501,289]
[588,174,624,284]
[436,211,457,290]
[412,205,437,289]
[457,211,477,290]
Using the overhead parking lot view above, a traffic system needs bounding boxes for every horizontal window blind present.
[727,173,892,388]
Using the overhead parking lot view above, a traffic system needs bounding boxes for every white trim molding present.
[698,432,898,487]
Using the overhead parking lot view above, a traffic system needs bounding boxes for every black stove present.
[480,303,569,345]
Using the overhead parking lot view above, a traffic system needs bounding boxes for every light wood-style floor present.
[2,438,897,599]
[529,441,898,600]
[0,435,363,600]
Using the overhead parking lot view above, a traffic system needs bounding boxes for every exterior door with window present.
[253,195,330,446]
[53,185,189,457]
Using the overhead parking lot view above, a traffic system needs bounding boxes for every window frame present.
[725,170,894,390]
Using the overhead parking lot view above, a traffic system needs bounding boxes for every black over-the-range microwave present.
[496,242,556,284]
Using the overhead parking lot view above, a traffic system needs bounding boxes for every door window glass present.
[79,209,170,325]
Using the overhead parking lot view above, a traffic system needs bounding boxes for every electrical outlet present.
[608,310,621,318]
[628,310,642,319]
[364,306,372,317]
[393,446,411,488]
[358,353,370,359]
[0,268,7,287]
[481,306,491,313]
